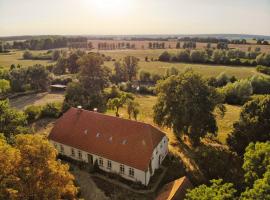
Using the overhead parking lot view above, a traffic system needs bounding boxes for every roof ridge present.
[71,107,155,127]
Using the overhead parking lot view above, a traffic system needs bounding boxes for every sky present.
[0,0,270,36]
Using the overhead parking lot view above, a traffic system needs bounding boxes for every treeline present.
[98,42,135,50]
[12,37,90,50]
[158,49,270,66]
[179,37,229,43]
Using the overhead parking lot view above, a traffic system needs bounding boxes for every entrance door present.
[87,154,93,165]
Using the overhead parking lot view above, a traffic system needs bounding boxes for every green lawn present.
[105,60,260,79]
[0,50,55,68]
[106,95,241,144]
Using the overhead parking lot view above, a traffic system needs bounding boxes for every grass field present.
[0,50,55,68]
[106,95,241,143]
[105,60,260,79]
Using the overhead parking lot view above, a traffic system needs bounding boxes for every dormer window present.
[84,129,88,135]
[109,136,113,142]
[122,139,127,145]
[96,133,101,138]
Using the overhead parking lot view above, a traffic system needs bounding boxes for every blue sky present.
[0,0,269,36]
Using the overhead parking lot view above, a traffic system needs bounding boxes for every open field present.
[105,60,261,79]
[0,50,55,68]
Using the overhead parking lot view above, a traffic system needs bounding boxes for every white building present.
[48,107,168,186]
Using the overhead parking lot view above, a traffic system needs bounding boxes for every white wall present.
[50,136,168,186]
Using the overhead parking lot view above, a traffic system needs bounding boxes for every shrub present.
[176,50,190,62]
[41,102,62,118]
[250,75,270,94]
[23,50,33,59]
[220,79,253,105]
[24,105,42,122]
[190,50,207,63]
[158,51,171,62]
[256,65,270,75]
[256,53,270,67]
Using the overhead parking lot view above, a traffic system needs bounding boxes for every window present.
[156,150,158,155]
[98,158,103,167]
[78,151,82,159]
[60,145,64,153]
[107,160,112,169]
[120,164,125,174]
[71,148,75,156]
[160,144,163,149]
[129,168,134,177]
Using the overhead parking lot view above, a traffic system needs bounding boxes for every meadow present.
[0,50,55,68]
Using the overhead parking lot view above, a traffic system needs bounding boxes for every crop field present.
[0,50,55,68]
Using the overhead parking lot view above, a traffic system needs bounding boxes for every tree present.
[107,93,133,117]
[139,70,151,83]
[227,96,270,155]
[176,42,181,49]
[23,50,33,59]
[240,142,270,200]
[53,57,67,75]
[113,60,127,83]
[51,50,61,61]
[0,134,78,199]
[126,100,140,120]
[0,79,10,94]
[240,169,270,200]
[9,67,28,92]
[153,70,224,146]
[122,56,139,81]
[176,50,190,62]
[78,53,110,93]
[67,52,80,73]
[220,79,253,105]
[159,51,171,62]
[213,50,229,64]
[0,100,28,139]
[185,179,237,200]
[242,142,270,185]
[27,64,51,91]
[190,50,207,63]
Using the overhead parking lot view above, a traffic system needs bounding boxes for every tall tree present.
[126,100,140,120]
[153,70,224,146]
[122,56,139,81]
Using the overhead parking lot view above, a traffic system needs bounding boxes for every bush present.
[220,79,253,105]
[250,75,270,94]
[24,105,42,122]
[176,50,190,62]
[256,65,270,75]
[190,50,207,63]
[23,50,33,59]
[256,53,270,67]
[41,102,62,118]
[158,51,171,62]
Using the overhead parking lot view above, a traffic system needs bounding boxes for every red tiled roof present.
[48,107,166,171]
[156,176,193,200]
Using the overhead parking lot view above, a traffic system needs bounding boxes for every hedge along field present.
[0,50,56,68]
[105,60,262,79]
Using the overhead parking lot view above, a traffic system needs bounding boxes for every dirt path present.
[72,168,110,200]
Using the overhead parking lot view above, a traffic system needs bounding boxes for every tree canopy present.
[0,134,77,199]
[153,70,224,146]
[227,95,270,155]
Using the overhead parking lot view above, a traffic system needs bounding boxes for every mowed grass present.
[106,95,241,143]
[105,60,260,79]
[0,50,55,68]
